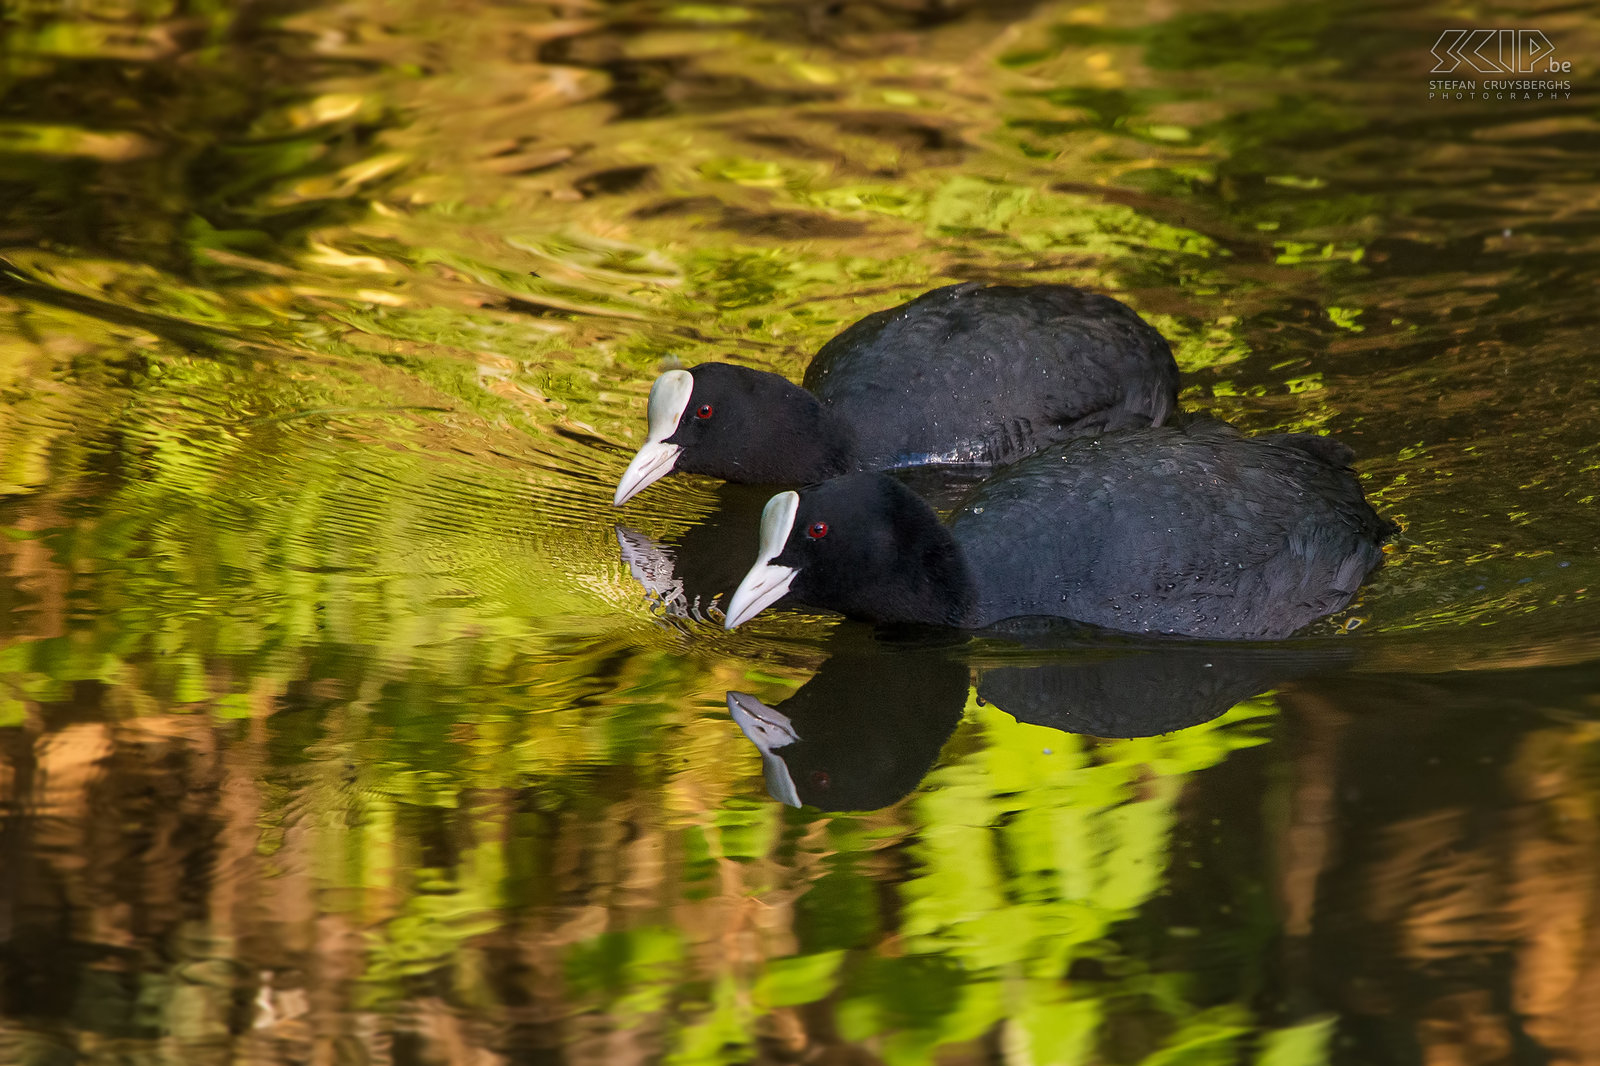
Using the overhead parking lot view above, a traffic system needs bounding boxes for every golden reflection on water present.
[2,0,1600,1063]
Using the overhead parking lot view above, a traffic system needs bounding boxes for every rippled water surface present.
[2,1,1598,1063]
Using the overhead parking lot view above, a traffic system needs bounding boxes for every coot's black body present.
[802,282,1179,468]
[613,282,1179,504]
[724,421,1397,641]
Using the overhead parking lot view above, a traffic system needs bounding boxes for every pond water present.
[2,1,1598,1063]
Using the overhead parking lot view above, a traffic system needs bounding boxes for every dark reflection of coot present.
[616,483,776,620]
[972,619,1359,738]
[726,623,1360,812]
[728,640,969,812]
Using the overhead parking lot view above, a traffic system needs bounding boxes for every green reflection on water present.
[3,0,1600,1062]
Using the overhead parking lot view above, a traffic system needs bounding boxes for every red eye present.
[807,522,828,539]
[694,403,714,420]
[811,770,831,790]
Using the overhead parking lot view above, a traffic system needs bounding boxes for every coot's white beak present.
[723,491,799,629]
[614,370,693,506]
[726,691,801,807]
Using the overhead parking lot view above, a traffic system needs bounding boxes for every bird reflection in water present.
[728,625,1357,811]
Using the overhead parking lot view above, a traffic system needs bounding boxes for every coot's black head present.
[723,474,976,629]
[613,363,857,505]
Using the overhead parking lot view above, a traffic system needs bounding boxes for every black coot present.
[722,421,1397,641]
[614,282,1179,505]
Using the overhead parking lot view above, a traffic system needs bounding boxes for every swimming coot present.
[614,282,1179,505]
[722,421,1397,640]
